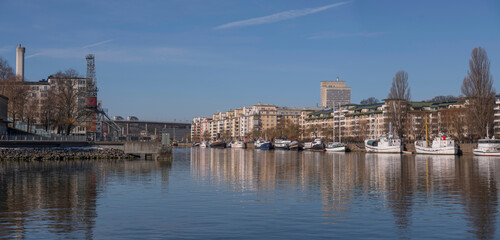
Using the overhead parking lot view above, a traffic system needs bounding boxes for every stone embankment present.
[0,148,134,161]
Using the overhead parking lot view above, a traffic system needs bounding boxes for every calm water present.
[1,148,500,239]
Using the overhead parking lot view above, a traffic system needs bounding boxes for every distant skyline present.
[1,0,499,122]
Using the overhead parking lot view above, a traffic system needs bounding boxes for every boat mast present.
[487,123,489,139]
[332,106,335,142]
[339,103,342,143]
[425,114,428,148]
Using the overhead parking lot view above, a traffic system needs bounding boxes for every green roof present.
[345,111,383,117]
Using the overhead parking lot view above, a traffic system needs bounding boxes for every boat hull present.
[231,142,246,149]
[415,145,457,155]
[304,144,325,151]
[255,142,271,150]
[473,149,500,156]
[365,145,402,153]
[325,146,346,152]
[209,142,226,148]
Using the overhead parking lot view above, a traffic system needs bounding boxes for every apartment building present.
[302,100,466,141]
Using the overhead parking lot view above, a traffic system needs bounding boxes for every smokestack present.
[16,44,25,81]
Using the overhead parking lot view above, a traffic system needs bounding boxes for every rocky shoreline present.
[0,148,135,161]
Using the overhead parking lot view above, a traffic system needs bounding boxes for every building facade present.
[320,78,351,108]
[302,100,466,141]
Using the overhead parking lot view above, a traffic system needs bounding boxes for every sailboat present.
[326,104,346,152]
[414,115,457,155]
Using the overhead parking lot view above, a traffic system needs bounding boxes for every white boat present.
[325,103,346,152]
[303,138,325,151]
[274,139,291,150]
[473,138,500,156]
[365,136,402,153]
[415,136,458,155]
[414,115,457,155]
[325,142,346,152]
[200,141,207,148]
[232,140,246,149]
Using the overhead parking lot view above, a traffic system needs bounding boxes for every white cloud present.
[214,1,352,30]
[308,31,387,40]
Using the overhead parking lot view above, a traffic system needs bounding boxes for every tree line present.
[385,47,495,140]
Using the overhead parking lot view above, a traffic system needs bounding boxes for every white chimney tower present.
[16,44,25,81]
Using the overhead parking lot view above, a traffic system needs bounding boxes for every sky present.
[0,0,499,122]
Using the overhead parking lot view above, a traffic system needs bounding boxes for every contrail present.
[215,1,352,30]
[81,39,114,49]
[26,52,44,59]
[26,39,114,59]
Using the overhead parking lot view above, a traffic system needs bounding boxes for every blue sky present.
[1,0,499,122]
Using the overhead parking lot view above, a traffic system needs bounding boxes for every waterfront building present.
[302,100,466,141]
[320,77,351,108]
[192,104,320,141]
[494,95,500,138]
[191,117,212,141]
[22,76,93,135]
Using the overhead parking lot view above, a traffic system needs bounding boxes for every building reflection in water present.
[0,159,173,239]
[190,149,499,238]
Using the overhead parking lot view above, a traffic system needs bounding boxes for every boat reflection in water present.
[190,149,500,239]
[1,148,499,239]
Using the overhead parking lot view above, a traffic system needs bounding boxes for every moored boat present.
[288,141,302,151]
[304,138,325,151]
[254,139,271,150]
[232,140,246,149]
[325,142,346,152]
[414,115,457,155]
[473,138,500,156]
[274,139,291,150]
[415,136,457,155]
[209,140,226,148]
[364,136,402,153]
[200,141,207,148]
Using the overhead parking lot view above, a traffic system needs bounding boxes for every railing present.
[1,134,87,141]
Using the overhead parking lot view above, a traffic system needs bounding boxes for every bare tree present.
[428,95,457,102]
[441,107,467,142]
[0,57,15,82]
[202,130,210,141]
[461,47,495,138]
[360,97,379,105]
[387,70,411,138]
[50,70,86,135]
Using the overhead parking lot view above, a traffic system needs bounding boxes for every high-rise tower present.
[320,77,351,108]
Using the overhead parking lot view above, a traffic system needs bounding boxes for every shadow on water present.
[0,158,174,239]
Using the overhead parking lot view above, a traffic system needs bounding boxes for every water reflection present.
[190,149,500,238]
[0,159,173,239]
